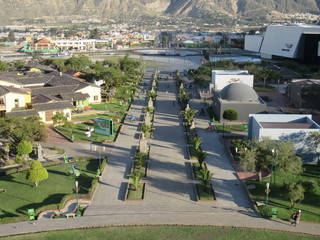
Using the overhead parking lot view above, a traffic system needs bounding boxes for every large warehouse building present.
[245,24,320,64]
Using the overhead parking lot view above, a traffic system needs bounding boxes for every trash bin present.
[272,208,278,218]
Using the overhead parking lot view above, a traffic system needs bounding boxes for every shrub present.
[223,109,238,121]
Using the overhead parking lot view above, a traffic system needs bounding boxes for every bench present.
[66,213,76,218]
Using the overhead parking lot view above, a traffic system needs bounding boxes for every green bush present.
[15,156,23,164]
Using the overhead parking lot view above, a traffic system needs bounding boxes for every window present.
[0,98,4,105]
[94,95,99,101]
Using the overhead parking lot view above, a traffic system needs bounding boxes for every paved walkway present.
[0,71,319,237]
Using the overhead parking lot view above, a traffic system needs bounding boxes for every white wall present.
[244,35,264,52]
[4,92,26,112]
[76,85,101,103]
[212,70,254,91]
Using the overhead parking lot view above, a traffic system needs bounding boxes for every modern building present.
[210,70,254,91]
[245,24,320,64]
[248,114,320,162]
[287,79,320,110]
[212,83,266,121]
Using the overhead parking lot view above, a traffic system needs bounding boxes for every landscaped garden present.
[246,164,320,223]
[215,124,248,132]
[3,225,318,240]
[0,159,101,223]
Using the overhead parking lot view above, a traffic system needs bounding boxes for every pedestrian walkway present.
[0,72,319,237]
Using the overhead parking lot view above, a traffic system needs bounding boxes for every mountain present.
[0,0,319,24]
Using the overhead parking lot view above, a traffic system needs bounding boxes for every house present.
[0,85,31,117]
[287,79,320,110]
[248,114,320,163]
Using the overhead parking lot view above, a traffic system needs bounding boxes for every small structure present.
[93,118,114,136]
[287,79,320,110]
[148,98,153,108]
[212,83,266,121]
[248,114,320,163]
[139,137,148,153]
[144,112,151,126]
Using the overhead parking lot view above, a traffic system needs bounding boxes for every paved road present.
[0,71,319,237]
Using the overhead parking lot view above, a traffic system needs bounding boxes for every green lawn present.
[1,225,319,240]
[57,114,124,142]
[89,101,129,112]
[0,160,99,221]
[246,164,320,223]
[215,124,248,132]
[196,183,216,201]
[127,183,145,200]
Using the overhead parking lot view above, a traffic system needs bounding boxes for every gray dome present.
[220,83,259,102]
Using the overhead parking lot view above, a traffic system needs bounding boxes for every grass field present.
[0,160,99,220]
[2,225,318,240]
[57,113,124,142]
[246,164,320,223]
[215,124,248,132]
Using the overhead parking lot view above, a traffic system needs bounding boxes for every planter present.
[191,162,208,180]
[126,183,146,201]
[131,161,148,179]
[187,146,201,160]
[183,122,191,132]
[195,183,216,202]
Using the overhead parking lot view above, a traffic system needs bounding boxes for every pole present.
[265,182,270,209]
[75,181,79,204]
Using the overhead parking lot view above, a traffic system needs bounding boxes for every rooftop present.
[260,122,317,129]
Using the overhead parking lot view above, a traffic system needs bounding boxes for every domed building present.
[212,83,266,121]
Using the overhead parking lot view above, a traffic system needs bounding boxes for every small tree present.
[141,124,154,137]
[26,161,48,187]
[199,168,214,187]
[306,132,320,165]
[129,171,142,191]
[182,108,198,125]
[147,91,157,101]
[223,109,238,121]
[283,181,305,209]
[52,112,68,125]
[17,141,33,160]
[134,152,148,169]
[196,150,207,170]
[192,137,203,151]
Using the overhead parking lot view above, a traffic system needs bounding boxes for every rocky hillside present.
[0,0,319,23]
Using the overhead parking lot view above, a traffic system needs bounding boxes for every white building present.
[245,24,320,64]
[210,70,254,91]
[51,39,96,50]
[248,114,320,163]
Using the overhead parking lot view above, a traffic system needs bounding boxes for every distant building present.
[245,24,320,64]
[248,114,320,163]
[287,79,320,110]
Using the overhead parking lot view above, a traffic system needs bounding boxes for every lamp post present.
[271,149,278,189]
[235,147,238,160]
[75,181,79,204]
[265,182,270,209]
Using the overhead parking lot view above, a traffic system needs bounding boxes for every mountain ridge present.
[0,0,319,24]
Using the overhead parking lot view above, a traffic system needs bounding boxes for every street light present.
[271,149,278,189]
[75,181,79,204]
[265,182,270,209]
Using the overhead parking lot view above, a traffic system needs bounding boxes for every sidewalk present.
[0,72,319,237]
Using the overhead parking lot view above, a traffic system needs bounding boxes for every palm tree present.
[143,106,154,114]
[182,108,198,125]
[129,171,142,191]
[199,168,214,187]
[192,137,203,151]
[134,152,148,169]
[196,150,207,170]
[141,124,154,137]
[147,91,157,101]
